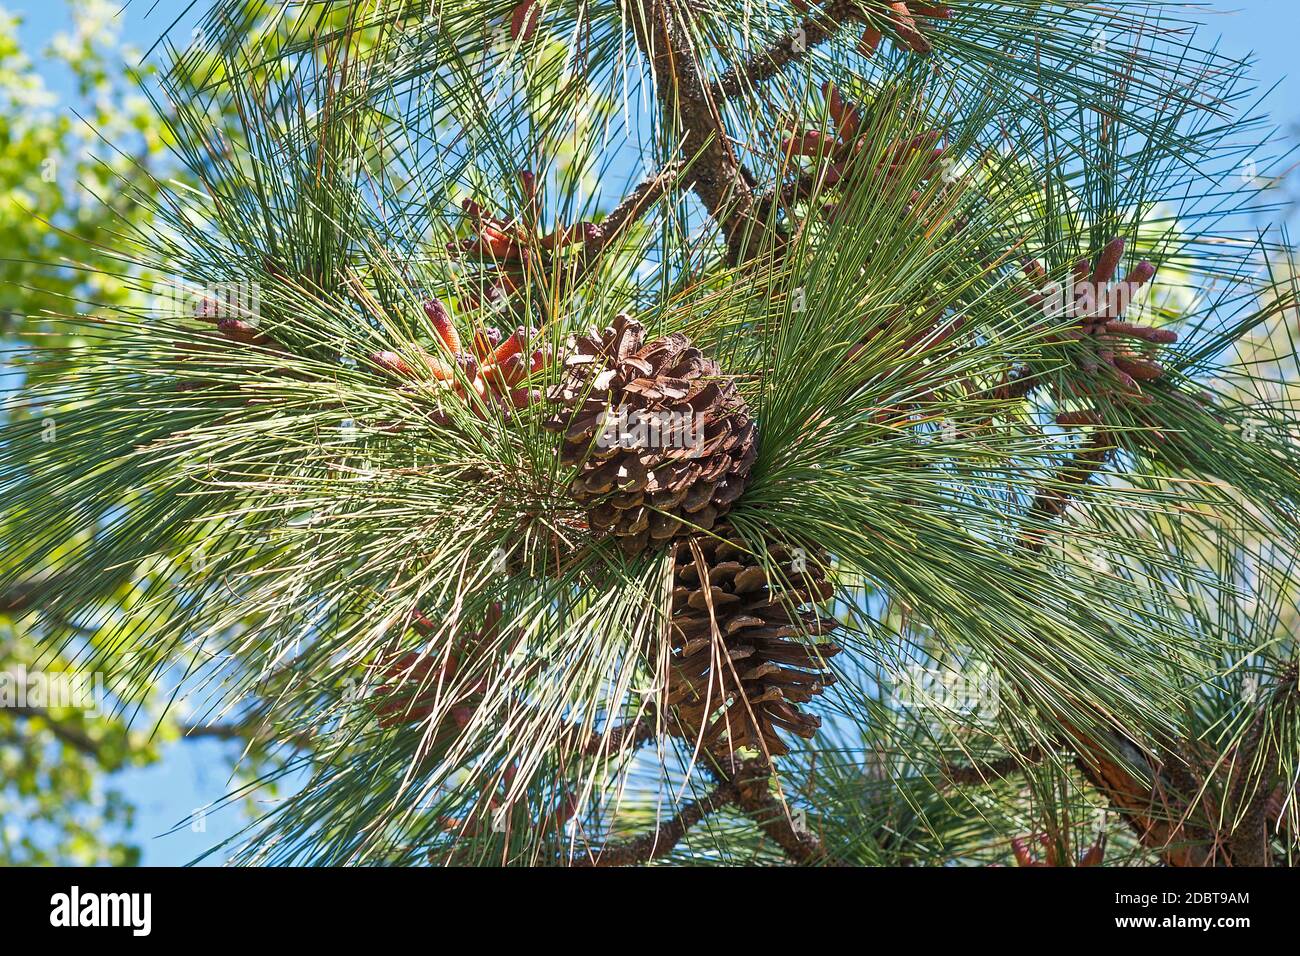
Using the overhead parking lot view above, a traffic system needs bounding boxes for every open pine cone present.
[545,315,758,557]
[666,528,841,756]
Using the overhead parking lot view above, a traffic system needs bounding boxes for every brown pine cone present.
[665,528,840,757]
[545,314,758,557]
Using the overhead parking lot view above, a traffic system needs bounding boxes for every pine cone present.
[545,314,758,557]
[665,528,840,757]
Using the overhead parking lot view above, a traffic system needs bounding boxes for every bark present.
[574,780,738,866]
[631,1,766,263]
[711,1,863,102]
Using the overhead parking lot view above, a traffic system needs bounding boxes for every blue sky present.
[6,0,1299,865]
[10,1,1300,116]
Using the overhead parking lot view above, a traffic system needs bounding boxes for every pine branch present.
[711,1,863,102]
[1071,730,1214,867]
[25,0,1291,870]
[1068,669,1295,867]
[1013,428,1216,865]
[566,161,686,291]
[754,160,840,229]
[10,704,305,759]
[633,1,766,262]
[573,779,738,866]
[942,746,1047,787]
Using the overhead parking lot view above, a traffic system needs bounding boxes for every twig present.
[573,780,738,866]
[9,706,101,757]
[633,1,766,263]
[178,722,256,741]
[754,158,841,230]
[1018,428,1114,551]
[735,783,828,864]
[563,162,685,295]
[703,753,833,864]
[0,573,82,614]
[1070,731,1215,867]
[583,162,684,259]
[711,2,863,102]
[180,710,318,751]
[580,712,660,757]
[1005,418,1285,865]
[942,746,1046,787]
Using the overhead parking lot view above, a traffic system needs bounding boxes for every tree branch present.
[580,712,660,758]
[8,706,101,757]
[1014,438,1295,865]
[942,746,1047,787]
[563,162,686,294]
[1064,673,1296,867]
[711,2,863,102]
[9,703,309,759]
[633,1,766,263]
[1018,427,1114,550]
[573,780,737,866]
[701,753,833,864]
[1070,729,1215,867]
[583,162,684,259]
[1012,432,1219,865]
[734,782,829,864]
[180,716,315,750]
[0,574,73,614]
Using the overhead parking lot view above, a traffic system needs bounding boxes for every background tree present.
[4,0,1299,866]
[0,0,284,865]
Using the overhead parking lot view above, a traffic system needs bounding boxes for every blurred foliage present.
[0,0,278,866]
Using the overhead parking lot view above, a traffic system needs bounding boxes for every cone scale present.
[545,315,758,557]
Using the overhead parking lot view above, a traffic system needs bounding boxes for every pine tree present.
[4,0,1298,866]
